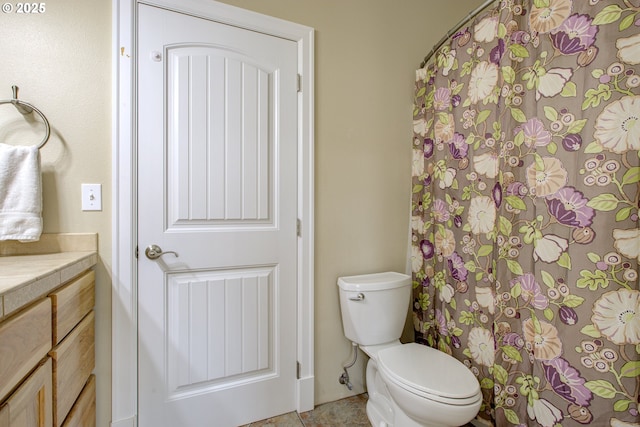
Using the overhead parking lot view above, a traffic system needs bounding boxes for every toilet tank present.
[337,272,411,346]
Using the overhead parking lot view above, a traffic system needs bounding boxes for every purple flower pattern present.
[542,357,593,406]
[411,1,640,426]
[545,186,595,227]
[550,14,598,55]
[510,273,549,310]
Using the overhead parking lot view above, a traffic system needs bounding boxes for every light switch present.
[81,184,102,211]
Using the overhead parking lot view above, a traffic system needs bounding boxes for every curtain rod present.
[419,0,498,69]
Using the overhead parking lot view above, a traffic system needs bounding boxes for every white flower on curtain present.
[536,67,573,100]
[594,96,640,153]
[527,398,564,427]
[468,327,495,366]
[473,151,500,179]
[476,286,496,314]
[467,196,496,235]
[413,118,428,137]
[468,61,499,104]
[616,33,640,65]
[411,245,423,273]
[591,288,640,345]
[412,149,425,176]
[474,15,499,43]
[533,234,568,263]
[411,1,640,425]
[613,228,640,261]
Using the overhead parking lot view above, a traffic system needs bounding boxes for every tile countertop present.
[0,233,98,319]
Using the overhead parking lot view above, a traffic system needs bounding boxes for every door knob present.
[145,244,179,260]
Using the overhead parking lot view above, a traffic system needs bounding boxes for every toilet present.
[337,272,482,427]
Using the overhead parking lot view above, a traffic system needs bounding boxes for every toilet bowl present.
[337,272,481,427]
[377,343,482,426]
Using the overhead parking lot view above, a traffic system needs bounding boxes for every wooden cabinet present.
[60,375,95,427]
[0,299,51,403]
[50,271,95,346]
[0,358,53,427]
[50,312,94,427]
[0,269,95,427]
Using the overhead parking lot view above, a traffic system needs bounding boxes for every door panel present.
[167,46,273,226]
[166,267,275,398]
[137,4,298,426]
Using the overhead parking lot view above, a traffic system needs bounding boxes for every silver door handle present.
[145,244,179,260]
[349,293,365,301]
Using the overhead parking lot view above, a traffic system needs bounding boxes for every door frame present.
[111,1,314,425]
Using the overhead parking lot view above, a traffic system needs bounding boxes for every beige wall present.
[0,0,112,425]
[0,0,484,425]
[217,0,486,404]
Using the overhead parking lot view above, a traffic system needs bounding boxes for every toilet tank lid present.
[337,272,411,291]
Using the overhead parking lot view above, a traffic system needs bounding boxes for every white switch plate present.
[81,184,102,211]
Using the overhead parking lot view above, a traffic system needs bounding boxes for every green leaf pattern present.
[411,1,639,425]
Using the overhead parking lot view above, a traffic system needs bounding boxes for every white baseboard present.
[297,375,315,413]
[111,415,136,427]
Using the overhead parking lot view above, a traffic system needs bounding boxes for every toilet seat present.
[377,343,481,406]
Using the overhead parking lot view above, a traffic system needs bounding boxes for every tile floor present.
[243,393,479,426]
[243,394,371,426]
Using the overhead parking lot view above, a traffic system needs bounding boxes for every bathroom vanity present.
[0,234,97,427]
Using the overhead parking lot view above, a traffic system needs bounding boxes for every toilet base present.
[367,392,445,427]
[365,352,480,427]
[366,398,391,427]
[365,358,395,427]
[365,359,429,427]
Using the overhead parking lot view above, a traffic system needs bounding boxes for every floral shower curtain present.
[411,1,639,426]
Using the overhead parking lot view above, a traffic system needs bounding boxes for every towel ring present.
[0,86,50,149]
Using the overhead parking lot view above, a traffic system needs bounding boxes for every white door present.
[137,4,298,426]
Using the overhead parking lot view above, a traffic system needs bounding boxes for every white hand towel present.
[0,142,43,241]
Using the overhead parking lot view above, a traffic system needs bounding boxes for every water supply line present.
[338,342,359,390]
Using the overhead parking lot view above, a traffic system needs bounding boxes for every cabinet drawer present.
[0,298,52,402]
[0,357,53,427]
[50,311,94,427]
[61,374,95,427]
[49,271,95,345]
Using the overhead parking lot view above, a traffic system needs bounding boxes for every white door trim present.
[111,1,314,425]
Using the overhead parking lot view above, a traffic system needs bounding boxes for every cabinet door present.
[0,299,52,402]
[0,357,53,427]
[49,271,95,345]
[60,375,95,427]
[50,311,94,427]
